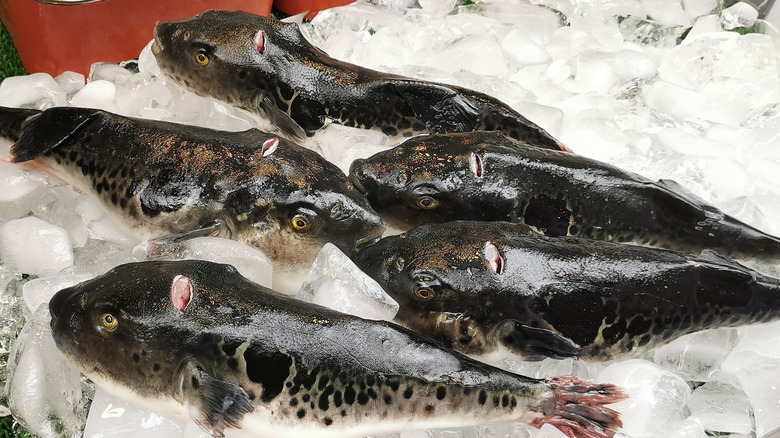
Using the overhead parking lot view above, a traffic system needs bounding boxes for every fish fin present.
[11,107,103,163]
[531,376,626,438]
[390,81,481,133]
[174,360,254,437]
[496,320,581,360]
[251,92,307,142]
[146,220,229,257]
[656,179,723,216]
[0,107,41,143]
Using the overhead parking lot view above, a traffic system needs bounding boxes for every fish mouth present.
[355,234,382,252]
[349,172,367,195]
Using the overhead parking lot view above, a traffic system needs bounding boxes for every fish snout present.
[352,210,386,254]
[348,159,370,195]
[152,22,176,55]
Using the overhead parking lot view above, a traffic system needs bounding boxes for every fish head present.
[349,133,512,229]
[245,144,385,270]
[152,10,300,111]
[49,260,262,400]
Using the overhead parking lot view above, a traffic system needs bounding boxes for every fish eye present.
[100,313,118,331]
[292,215,309,231]
[416,288,434,300]
[417,196,437,209]
[195,51,209,66]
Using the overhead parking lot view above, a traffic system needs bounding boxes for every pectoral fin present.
[390,81,480,133]
[145,220,229,258]
[174,359,254,438]
[253,92,307,142]
[495,320,582,360]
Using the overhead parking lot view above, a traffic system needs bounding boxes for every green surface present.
[0,21,27,81]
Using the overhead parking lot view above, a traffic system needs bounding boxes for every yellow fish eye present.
[292,216,309,231]
[195,52,209,66]
[416,288,434,300]
[101,313,118,331]
[417,196,437,209]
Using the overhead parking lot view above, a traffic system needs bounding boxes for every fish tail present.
[0,106,41,143]
[531,376,626,438]
[10,107,100,163]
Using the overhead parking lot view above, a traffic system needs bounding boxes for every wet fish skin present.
[49,260,625,438]
[3,106,384,271]
[349,131,780,261]
[0,107,39,143]
[151,10,569,151]
[353,221,780,361]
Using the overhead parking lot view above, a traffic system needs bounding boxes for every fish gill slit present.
[469,153,484,178]
[484,241,505,274]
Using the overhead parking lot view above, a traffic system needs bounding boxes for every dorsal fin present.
[11,107,104,163]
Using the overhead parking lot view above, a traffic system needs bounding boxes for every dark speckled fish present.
[49,260,625,438]
[150,10,570,152]
[353,221,780,362]
[349,131,780,262]
[2,106,384,271]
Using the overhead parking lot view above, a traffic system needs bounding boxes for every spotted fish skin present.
[49,260,624,438]
[151,10,568,151]
[353,221,780,362]
[4,106,384,271]
[349,131,780,262]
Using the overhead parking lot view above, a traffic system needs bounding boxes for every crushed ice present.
[1,0,780,437]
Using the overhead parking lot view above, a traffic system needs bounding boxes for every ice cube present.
[644,0,691,26]
[720,2,759,30]
[0,216,74,277]
[0,161,46,223]
[682,0,720,21]
[88,62,133,85]
[312,123,391,174]
[501,29,551,67]
[574,55,619,93]
[718,351,780,437]
[72,238,136,276]
[651,418,706,438]
[0,72,67,109]
[86,214,139,246]
[418,0,456,17]
[653,329,740,381]
[138,236,273,289]
[22,274,94,313]
[513,102,564,139]
[596,359,691,437]
[643,81,705,121]
[683,15,723,42]
[54,71,86,97]
[6,304,86,438]
[138,40,163,78]
[70,80,119,113]
[297,243,399,321]
[84,388,191,438]
[687,381,752,434]
[427,35,510,77]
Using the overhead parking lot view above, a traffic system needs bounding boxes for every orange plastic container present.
[273,0,353,19]
[0,0,272,77]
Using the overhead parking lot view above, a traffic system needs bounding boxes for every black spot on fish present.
[133,352,140,362]
[333,390,343,408]
[319,385,334,411]
[412,122,426,131]
[382,126,398,137]
[501,394,509,407]
[341,410,347,417]
[222,343,238,356]
[493,395,500,407]
[425,405,435,414]
[366,376,375,386]
[478,390,487,405]
[344,387,356,405]
[68,151,78,162]
[302,394,310,403]
[602,318,628,345]
[323,417,333,426]
[357,393,369,405]
[383,394,392,405]
[511,396,517,409]
[153,363,160,372]
[290,398,298,407]
[627,316,652,338]
[463,387,471,396]
[638,334,651,347]
[367,388,377,400]
[436,387,446,400]
[318,375,329,391]
[403,387,413,399]
[295,370,317,390]
[247,391,256,401]
[288,385,300,396]
[243,348,291,402]
[191,376,199,390]
[227,357,238,370]
[297,409,306,419]
[111,193,118,205]
[388,380,400,391]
